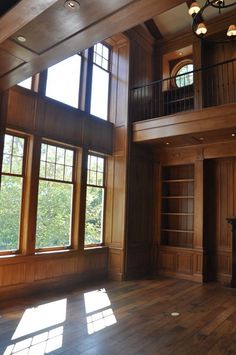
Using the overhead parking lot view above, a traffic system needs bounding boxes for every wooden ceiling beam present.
[0,0,59,44]
[144,19,163,40]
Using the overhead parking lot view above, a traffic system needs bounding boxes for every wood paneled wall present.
[0,74,114,296]
[5,87,113,154]
[124,26,155,279]
[204,158,236,284]
[0,248,108,298]
[105,34,129,280]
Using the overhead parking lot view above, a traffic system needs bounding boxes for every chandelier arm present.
[209,0,236,9]
[191,0,236,42]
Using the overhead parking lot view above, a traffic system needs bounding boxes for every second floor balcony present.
[130,58,236,122]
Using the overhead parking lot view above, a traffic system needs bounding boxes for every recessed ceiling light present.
[199,137,204,141]
[64,0,80,10]
[171,312,180,317]
[17,35,26,43]
[232,133,235,137]
[166,142,170,145]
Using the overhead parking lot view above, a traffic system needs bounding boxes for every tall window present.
[0,134,25,252]
[90,43,110,120]
[85,154,105,246]
[36,143,74,249]
[46,54,82,108]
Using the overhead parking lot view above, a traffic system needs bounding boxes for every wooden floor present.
[1,277,236,354]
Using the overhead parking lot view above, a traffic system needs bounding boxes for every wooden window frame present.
[84,152,106,248]
[35,139,82,253]
[0,130,27,256]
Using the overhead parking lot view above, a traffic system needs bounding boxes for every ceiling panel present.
[153,3,191,37]
[11,0,135,55]
[0,48,24,77]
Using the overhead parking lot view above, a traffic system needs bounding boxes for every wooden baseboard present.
[158,270,203,283]
[0,270,108,301]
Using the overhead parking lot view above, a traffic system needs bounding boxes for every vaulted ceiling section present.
[0,0,235,92]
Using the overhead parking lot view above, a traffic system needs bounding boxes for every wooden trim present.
[133,103,236,143]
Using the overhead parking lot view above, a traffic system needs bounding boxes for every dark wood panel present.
[204,158,235,283]
[6,87,113,154]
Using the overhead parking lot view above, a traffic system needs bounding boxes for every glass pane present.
[17,77,32,90]
[46,162,55,179]
[90,65,109,120]
[2,135,24,175]
[11,156,23,175]
[176,64,194,88]
[3,135,13,154]
[64,166,73,182]
[55,164,64,181]
[85,186,104,245]
[46,54,81,108]
[13,136,24,156]
[97,157,104,172]
[47,145,56,163]
[2,154,11,174]
[56,147,65,164]
[65,150,73,166]
[36,181,73,248]
[0,176,22,251]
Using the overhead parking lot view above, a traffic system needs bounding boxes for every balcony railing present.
[130,58,236,121]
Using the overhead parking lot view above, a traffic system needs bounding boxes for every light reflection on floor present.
[3,299,67,355]
[84,288,117,335]
[3,288,118,354]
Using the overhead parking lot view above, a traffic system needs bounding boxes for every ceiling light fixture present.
[64,0,80,10]
[17,35,26,43]
[188,1,236,42]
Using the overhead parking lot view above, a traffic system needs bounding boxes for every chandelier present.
[188,1,236,42]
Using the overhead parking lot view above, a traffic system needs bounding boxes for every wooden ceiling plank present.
[0,0,59,44]
[0,0,185,90]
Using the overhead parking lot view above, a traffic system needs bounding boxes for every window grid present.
[40,143,74,183]
[93,43,110,72]
[2,134,25,177]
[87,155,105,187]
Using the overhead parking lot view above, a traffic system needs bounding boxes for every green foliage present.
[85,186,104,245]
[0,176,22,250]
[36,181,73,248]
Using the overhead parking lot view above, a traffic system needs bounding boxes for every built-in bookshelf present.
[161,164,194,248]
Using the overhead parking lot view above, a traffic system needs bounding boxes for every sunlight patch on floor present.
[84,289,117,335]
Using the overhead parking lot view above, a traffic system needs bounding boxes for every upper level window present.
[90,43,111,120]
[85,154,105,246]
[0,134,25,252]
[175,63,194,88]
[17,77,32,90]
[36,143,74,250]
[46,54,82,108]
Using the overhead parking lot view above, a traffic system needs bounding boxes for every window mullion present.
[21,136,41,255]
[85,47,94,113]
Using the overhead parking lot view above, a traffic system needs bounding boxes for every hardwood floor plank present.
[1,278,236,354]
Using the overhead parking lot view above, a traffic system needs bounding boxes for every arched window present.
[173,61,194,88]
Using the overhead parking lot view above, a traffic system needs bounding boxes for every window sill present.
[84,245,108,254]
